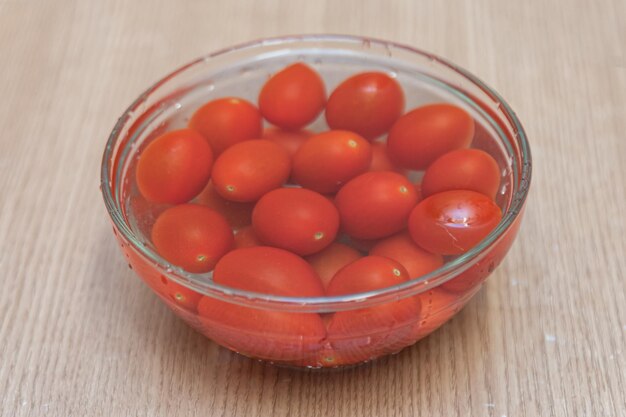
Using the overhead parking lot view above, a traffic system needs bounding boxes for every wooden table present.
[1,0,624,416]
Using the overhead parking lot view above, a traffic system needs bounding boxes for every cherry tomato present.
[158,276,203,312]
[197,246,326,361]
[369,231,443,278]
[292,130,372,194]
[252,188,340,255]
[151,204,234,273]
[421,148,501,200]
[387,103,475,170]
[410,288,463,339]
[408,190,502,255]
[213,246,324,296]
[262,127,312,157]
[325,256,421,364]
[135,128,213,204]
[233,225,262,249]
[326,72,404,140]
[211,139,291,202]
[188,97,262,154]
[368,141,405,174]
[305,243,361,288]
[193,181,253,229]
[335,171,418,239]
[258,63,326,130]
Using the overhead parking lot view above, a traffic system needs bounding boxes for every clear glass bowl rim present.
[100,34,532,312]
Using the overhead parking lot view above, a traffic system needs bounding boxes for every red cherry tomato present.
[292,130,372,194]
[325,256,421,365]
[197,246,326,361]
[369,231,443,278]
[252,188,340,255]
[158,276,203,312]
[326,72,404,140]
[233,226,262,249]
[188,97,262,154]
[262,127,312,157]
[335,171,418,239]
[211,139,291,202]
[258,63,326,130]
[387,103,475,170]
[135,128,213,204]
[305,243,361,288]
[408,190,502,255]
[421,148,501,199]
[193,181,253,229]
[213,246,324,296]
[151,204,234,273]
[410,288,463,339]
[368,142,405,174]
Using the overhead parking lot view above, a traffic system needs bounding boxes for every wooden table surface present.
[1,0,625,416]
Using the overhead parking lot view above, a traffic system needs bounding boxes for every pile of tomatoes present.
[132,62,504,365]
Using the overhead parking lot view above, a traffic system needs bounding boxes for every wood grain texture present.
[0,0,624,416]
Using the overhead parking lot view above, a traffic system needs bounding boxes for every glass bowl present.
[100,35,531,368]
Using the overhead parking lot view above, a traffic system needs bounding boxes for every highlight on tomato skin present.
[258,62,326,130]
[135,128,213,205]
[408,190,503,256]
[151,204,234,273]
[188,97,263,155]
[387,103,475,170]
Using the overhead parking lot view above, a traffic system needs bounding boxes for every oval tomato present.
[193,181,253,229]
[151,204,233,273]
[252,188,340,255]
[233,225,262,249]
[135,128,213,204]
[158,276,203,312]
[335,171,418,239]
[262,127,312,157]
[292,130,372,194]
[387,103,474,170]
[305,242,361,289]
[408,190,502,255]
[211,139,291,202]
[188,97,262,154]
[369,231,443,279]
[421,148,501,199]
[325,256,421,365]
[197,246,326,361]
[258,63,326,130]
[326,72,404,140]
[368,141,405,173]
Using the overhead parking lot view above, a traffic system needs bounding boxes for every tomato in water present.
[158,276,203,312]
[262,127,312,157]
[421,148,501,200]
[409,288,464,339]
[252,188,340,256]
[326,72,404,140]
[324,256,421,365]
[197,246,326,361]
[151,204,234,273]
[369,231,443,278]
[304,242,361,289]
[292,130,372,194]
[188,97,262,154]
[408,190,502,255]
[258,63,326,130]
[211,139,291,202]
[387,103,475,170]
[135,128,213,204]
[335,171,418,239]
[233,225,262,249]
[193,181,254,229]
[368,142,405,174]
